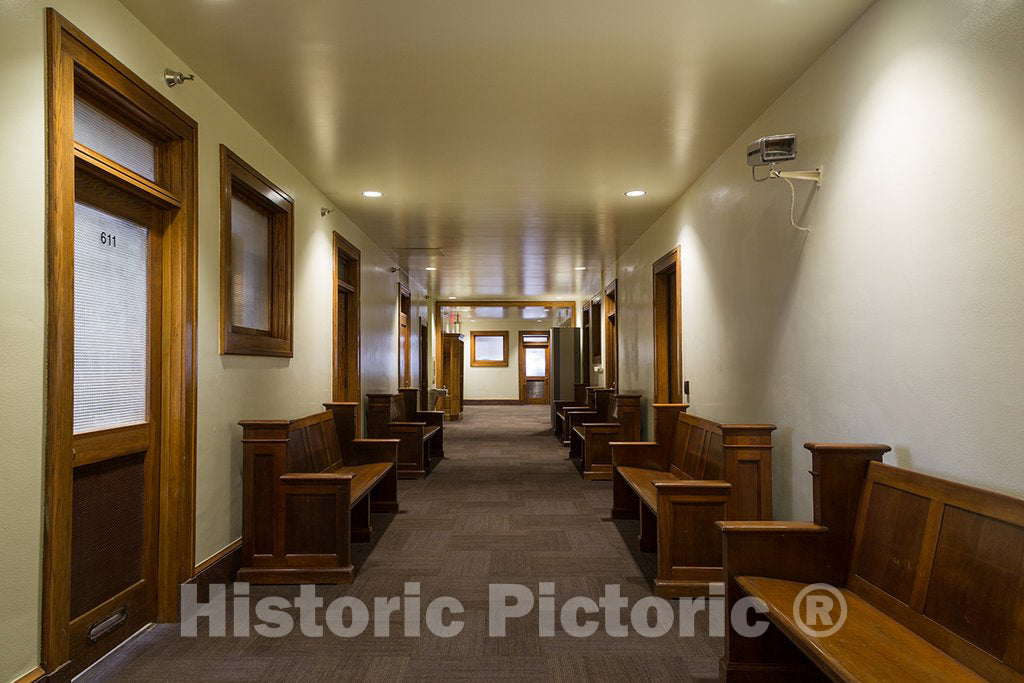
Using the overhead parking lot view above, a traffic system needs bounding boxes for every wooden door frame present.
[332,231,360,405]
[418,317,428,409]
[398,283,411,388]
[604,279,618,390]
[43,10,198,674]
[518,331,551,404]
[653,246,683,403]
[581,301,592,386]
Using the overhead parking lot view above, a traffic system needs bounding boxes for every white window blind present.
[525,347,547,377]
[474,336,505,362]
[73,96,156,181]
[230,196,271,331]
[73,202,149,433]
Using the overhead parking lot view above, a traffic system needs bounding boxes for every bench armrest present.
[655,479,732,493]
[717,521,833,585]
[347,438,400,466]
[610,442,668,470]
[278,472,354,498]
[389,421,427,428]
[411,410,445,426]
[581,422,620,430]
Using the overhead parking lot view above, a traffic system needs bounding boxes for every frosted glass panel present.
[474,335,505,361]
[522,335,548,343]
[230,196,270,331]
[74,202,148,433]
[525,347,547,376]
[74,96,156,181]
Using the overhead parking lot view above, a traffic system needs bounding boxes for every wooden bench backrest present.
[285,411,347,473]
[669,412,724,480]
[848,462,1024,680]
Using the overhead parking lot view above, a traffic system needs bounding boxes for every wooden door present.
[398,284,411,388]
[419,318,429,409]
[399,312,410,386]
[45,11,199,675]
[653,247,682,403]
[519,332,551,404]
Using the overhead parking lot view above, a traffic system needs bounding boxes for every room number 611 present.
[100,231,117,247]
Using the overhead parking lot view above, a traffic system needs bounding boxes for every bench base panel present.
[719,660,825,683]
[237,565,355,585]
[653,577,722,599]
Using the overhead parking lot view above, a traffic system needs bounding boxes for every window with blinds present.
[230,196,271,331]
[73,202,148,433]
[74,96,156,181]
[470,331,509,367]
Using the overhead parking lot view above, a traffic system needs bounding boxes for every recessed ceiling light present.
[574,266,586,271]
[448,296,456,300]
[470,319,476,323]
[425,266,437,271]
[362,190,383,198]
[625,190,646,197]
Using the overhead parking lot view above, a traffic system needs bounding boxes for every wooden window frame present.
[653,246,683,403]
[470,331,510,367]
[332,232,360,404]
[219,145,294,357]
[44,9,198,673]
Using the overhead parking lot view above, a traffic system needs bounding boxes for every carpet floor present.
[81,405,723,681]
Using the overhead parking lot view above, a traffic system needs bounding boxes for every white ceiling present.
[121,0,874,298]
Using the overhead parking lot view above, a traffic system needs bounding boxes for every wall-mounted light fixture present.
[748,134,822,232]
[163,68,194,88]
[320,207,335,217]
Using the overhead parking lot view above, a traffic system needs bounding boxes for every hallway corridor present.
[81,405,721,681]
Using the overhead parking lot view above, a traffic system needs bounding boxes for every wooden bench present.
[366,388,444,479]
[237,402,399,584]
[554,386,613,444]
[611,404,774,597]
[567,393,644,480]
[720,443,1024,682]
[551,382,587,432]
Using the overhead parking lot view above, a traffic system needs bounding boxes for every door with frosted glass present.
[68,95,161,664]
[519,332,550,404]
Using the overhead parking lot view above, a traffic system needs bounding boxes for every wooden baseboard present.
[189,539,242,601]
[15,666,44,683]
[463,399,524,405]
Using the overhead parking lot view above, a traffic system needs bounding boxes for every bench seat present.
[568,394,644,479]
[617,466,680,511]
[736,576,984,682]
[238,403,399,585]
[612,406,774,597]
[721,444,1024,681]
[367,389,445,478]
[328,461,394,503]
